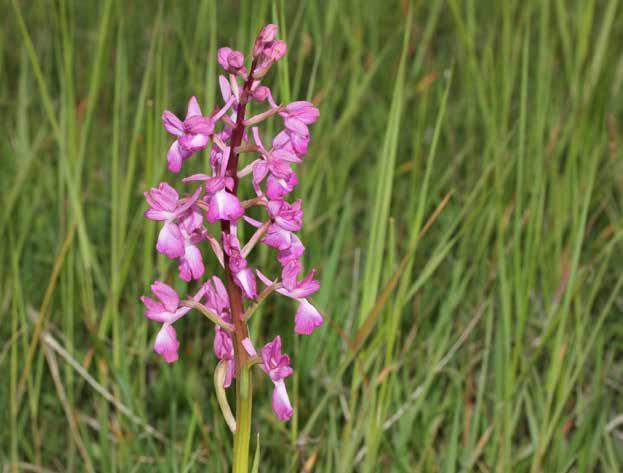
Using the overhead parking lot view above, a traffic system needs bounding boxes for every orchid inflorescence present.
[141,24,321,422]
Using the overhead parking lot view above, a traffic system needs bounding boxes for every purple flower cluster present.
[141,25,321,421]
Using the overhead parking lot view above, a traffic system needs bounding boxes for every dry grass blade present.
[43,345,96,473]
[17,222,77,401]
[37,326,165,443]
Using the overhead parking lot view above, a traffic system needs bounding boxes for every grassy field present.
[2,0,623,471]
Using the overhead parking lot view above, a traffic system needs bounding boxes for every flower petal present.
[271,380,293,421]
[207,189,244,224]
[294,299,323,335]
[156,223,185,259]
[151,281,180,312]
[162,111,184,136]
[186,96,202,119]
[167,140,191,173]
[140,296,171,323]
[154,324,180,363]
[185,245,205,280]
[234,268,257,299]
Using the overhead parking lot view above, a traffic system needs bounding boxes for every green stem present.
[232,365,253,473]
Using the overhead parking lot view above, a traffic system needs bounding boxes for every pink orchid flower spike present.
[143,24,321,447]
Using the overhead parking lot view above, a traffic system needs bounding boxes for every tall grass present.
[2,0,623,471]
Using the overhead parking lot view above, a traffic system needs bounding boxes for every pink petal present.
[290,132,309,156]
[242,337,257,357]
[184,245,204,280]
[284,117,308,136]
[145,182,179,211]
[186,96,202,119]
[178,259,192,282]
[266,174,298,200]
[294,299,323,335]
[162,111,184,136]
[179,133,210,153]
[154,324,180,363]
[262,225,293,250]
[183,173,212,182]
[217,47,232,70]
[267,40,287,61]
[151,281,180,312]
[167,140,191,173]
[289,270,320,298]
[277,234,305,265]
[207,189,244,224]
[145,208,173,221]
[252,85,269,102]
[234,268,257,299]
[214,328,233,360]
[281,260,301,291]
[186,115,215,135]
[219,75,232,102]
[224,359,235,388]
[253,160,269,184]
[271,380,293,421]
[156,223,185,259]
[286,101,319,124]
[272,148,302,163]
[140,296,171,323]
[175,186,203,216]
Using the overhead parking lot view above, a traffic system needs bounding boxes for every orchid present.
[140,24,321,472]
[140,281,193,363]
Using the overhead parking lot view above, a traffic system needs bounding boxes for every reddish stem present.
[220,60,258,380]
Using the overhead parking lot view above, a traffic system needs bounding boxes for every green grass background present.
[2,0,623,471]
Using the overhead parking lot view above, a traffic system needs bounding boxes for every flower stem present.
[232,364,253,473]
[221,60,258,473]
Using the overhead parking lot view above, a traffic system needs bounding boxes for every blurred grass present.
[2,0,623,471]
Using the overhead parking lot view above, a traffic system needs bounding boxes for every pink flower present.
[154,325,180,363]
[162,97,215,172]
[250,127,300,192]
[217,47,247,75]
[141,281,191,363]
[262,224,295,251]
[251,85,270,102]
[184,174,245,224]
[293,299,324,336]
[205,178,244,223]
[261,336,294,420]
[277,234,305,265]
[266,173,298,200]
[203,276,230,316]
[144,184,202,259]
[252,24,287,78]
[279,101,319,138]
[144,183,200,221]
[267,199,303,232]
[223,234,257,299]
[177,210,205,281]
[272,129,310,159]
[156,222,185,259]
[252,24,279,58]
[257,265,322,335]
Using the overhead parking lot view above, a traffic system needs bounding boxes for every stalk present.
[221,60,258,473]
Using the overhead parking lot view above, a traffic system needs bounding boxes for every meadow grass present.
[2,0,623,471]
